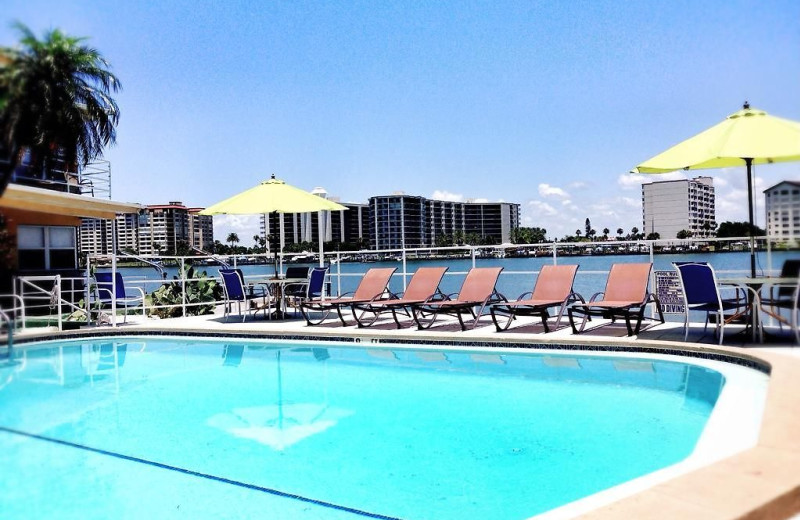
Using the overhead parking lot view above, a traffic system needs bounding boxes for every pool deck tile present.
[6,310,800,520]
[577,489,730,520]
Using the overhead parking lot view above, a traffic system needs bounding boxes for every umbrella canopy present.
[200,174,348,215]
[200,174,347,268]
[632,103,800,277]
[633,105,800,172]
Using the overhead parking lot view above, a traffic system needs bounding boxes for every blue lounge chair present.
[219,269,272,322]
[759,259,800,334]
[673,262,748,344]
[94,272,146,323]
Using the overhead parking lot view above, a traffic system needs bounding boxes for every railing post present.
[180,257,187,317]
[402,249,408,292]
[766,236,773,275]
[56,275,63,331]
[471,247,476,269]
[336,252,342,297]
[85,256,92,326]
[552,242,557,265]
[648,241,656,319]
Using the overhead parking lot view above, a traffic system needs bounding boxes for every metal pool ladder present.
[0,308,12,353]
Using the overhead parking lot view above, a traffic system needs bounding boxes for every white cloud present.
[214,214,261,230]
[569,181,588,190]
[618,171,686,190]
[527,200,558,216]
[621,196,641,208]
[213,215,262,245]
[431,190,463,202]
[538,183,570,198]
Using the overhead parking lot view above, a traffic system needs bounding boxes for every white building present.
[79,213,139,255]
[80,203,213,255]
[642,176,716,239]
[764,180,800,242]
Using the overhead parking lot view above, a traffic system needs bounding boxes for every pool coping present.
[5,325,800,519]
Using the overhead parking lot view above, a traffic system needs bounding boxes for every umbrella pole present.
[746,158,756,278]
[318,210,324,267]
[279,213,285,276]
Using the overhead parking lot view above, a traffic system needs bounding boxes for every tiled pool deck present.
[8,309,800,519]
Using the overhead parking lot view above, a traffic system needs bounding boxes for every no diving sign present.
[654,270,685,314]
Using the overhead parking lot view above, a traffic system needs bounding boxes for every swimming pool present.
[0,336,768,519]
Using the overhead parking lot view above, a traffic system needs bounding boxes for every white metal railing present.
[10,158,111,198]
[0,294,26,334]
[15,275,85,331]
[0,308,13,351]
[67,236,794,327]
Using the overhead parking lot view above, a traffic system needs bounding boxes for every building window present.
[17,225,77,271]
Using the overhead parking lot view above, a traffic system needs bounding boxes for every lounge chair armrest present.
[252,282,273,298]
[588,291,605,303]
[488,290,507,304]
[515,291,533,301]
[569,291,586,304]
[420,292,452,306]
[129,286,147,300]
[368,291,393,303]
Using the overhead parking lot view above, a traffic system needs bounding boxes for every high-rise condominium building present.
[79,202,213,255]
[764,181,800,241]
[369,194,520,250]
[642,176,716,239]
[259,200,371,251]
[79,213,140,255]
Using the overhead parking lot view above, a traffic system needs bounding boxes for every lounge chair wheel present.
[301,305,331,326]
[414,306,438,329]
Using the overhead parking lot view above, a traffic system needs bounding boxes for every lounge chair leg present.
[336,306,348,326]
[683,313,690,341]
[391,308,403,329]
[568,308,583,334]
[540,310,551,333]
[624,311,634,336]
[457,312,467,331]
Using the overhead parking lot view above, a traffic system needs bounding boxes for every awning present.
[0,184,142,219]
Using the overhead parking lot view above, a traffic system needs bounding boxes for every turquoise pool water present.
[0,337,728,519]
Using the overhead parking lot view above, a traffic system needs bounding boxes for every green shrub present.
[149,265,222,318]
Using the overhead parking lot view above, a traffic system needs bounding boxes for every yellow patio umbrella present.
[200,174,348,267]
[632,103,800,277]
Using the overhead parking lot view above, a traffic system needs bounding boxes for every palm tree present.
[227,232,240,251]
[616,227,624,238]
[0,23,121,196]
[602,227,610,240]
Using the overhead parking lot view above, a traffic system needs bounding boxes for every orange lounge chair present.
[567,263,663,336]
[490,264,583,332]
[352,266,448,328]
[411,267,504,331]
[300,267,396,326]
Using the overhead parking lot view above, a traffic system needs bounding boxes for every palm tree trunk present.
[0,142,19,198]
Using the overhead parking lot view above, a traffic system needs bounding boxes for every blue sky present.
[3,0,799,243]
